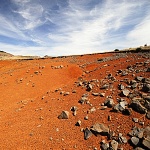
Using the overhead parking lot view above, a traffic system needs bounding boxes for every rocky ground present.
[0,51,150,150]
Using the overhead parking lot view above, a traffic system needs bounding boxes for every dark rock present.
[58,111,69,119]
[84,128,92,140]
[122,108,132,115]
[147,68,150,72]
[90,123,109,136]
[144,96,150,102]
[135,76,144,82]
[104,98,114,108]
[131,83,138,89]
[71,106,78,116]
[75,120,81,126]
[142,83,150,93]
[86,83,93,91]
[130,100,147,114]
[131,137,140,146]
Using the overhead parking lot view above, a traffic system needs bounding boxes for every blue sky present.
[0,0,150,56]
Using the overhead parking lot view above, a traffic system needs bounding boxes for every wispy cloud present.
[0,0,150,56]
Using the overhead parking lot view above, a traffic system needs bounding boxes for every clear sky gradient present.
[0,0,150,56]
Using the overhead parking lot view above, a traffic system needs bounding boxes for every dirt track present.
[0,52,150,150]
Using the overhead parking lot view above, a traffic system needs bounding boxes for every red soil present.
[0,52,149,150]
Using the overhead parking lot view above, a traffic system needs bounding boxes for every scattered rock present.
[118,133,128,144]
[118,84,125,90]
[100,140,109,150]
[86,83,93,91]
[75,120,82,126]
[146,111,150,119]
[110,140,118,150]
[58,111,69,119]
[100,83,109,89]
[131,137,140,146]
[92,92,99,96]
[84,128,92,140]
[90,123,109,136]
[121,89,130,97]
[84,115,88,120]
[104,98,115,108]
[132,118,139,123]
[100,93,105,97]
[130,100,147,114]
[142,83,150,93]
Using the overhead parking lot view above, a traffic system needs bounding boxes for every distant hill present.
[0,51,14,57]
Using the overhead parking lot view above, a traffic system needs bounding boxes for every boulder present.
[130,100,147,114]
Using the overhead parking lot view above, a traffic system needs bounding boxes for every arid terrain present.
[0,47,150,150]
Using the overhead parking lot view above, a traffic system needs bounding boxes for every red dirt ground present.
[0,52,149,150]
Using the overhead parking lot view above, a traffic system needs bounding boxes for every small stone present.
[58,111,69,119]
[84,128,92,140]
[84,115,88,120]
[108,115,111,121]
[86,83,93,91]
[90,107,96,113]
[104,98,114,108]
[75,120,82,126]
[132,118,139,123]
[146,111,150,119]
[118,134,127,144]
[118,84,125,90]
[135,76,144,82]
[90,123,109,136]
[101,142,109,150]
[63,92,70,96]
[92,93,99,96]
[131,137,139,146]
[110,140,118,150]
[100,83,109,89]
[122,108,132,115]
[100,93,105,97]
[121,89,130,97]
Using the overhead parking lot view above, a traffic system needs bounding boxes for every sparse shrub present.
[114,49,119,52]
[135,47,142,52]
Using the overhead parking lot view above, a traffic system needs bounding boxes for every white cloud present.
[127,14,150,46]
[0,0,150,56]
